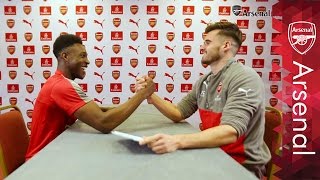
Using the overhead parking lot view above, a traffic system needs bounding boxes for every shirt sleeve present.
[177,80,199,119]
[51,79,92,116]
[220,67,265,137]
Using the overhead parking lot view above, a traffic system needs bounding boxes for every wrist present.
[175,134,184,149]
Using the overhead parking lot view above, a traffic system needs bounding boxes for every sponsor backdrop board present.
[0,0,279,128]
[4,0,320,179]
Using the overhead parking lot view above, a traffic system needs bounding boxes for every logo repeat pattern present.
[0,0,279,132]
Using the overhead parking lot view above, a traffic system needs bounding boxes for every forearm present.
[175,125,238,149]
[100,106,115,112]
[100,92,146,131]
[150,94,183,122]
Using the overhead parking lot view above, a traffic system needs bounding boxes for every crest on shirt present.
[215,81,223,101]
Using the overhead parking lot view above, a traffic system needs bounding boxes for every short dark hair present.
[53,34,82,58]
[205,22,242,47]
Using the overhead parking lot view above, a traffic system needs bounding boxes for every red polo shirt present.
[26,70,91,160]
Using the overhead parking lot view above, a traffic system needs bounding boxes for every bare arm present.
[148,94,184,122]
[100,106,115,112]
[136,76,184,122]
[75,78,155,133]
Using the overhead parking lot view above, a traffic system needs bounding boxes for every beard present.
[201,53,221,65]
[201,47,221,65]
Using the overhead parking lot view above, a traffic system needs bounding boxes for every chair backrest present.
[264,106,282,180]
[0,105,29,178]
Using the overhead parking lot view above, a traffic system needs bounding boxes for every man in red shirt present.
[26,34,155,160]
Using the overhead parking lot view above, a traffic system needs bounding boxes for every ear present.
[224,41,232,49]
[222,41,232,52]
[60,52,68,62]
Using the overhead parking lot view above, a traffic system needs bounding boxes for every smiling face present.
[201,30,224,65]
[61,43,89,80]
